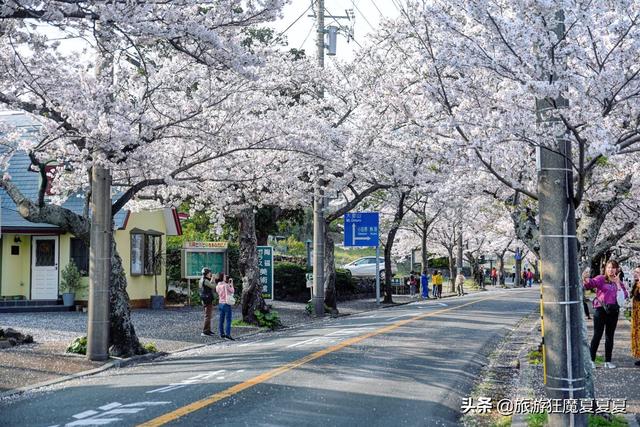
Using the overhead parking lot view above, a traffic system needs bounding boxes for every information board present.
[181,242,228,279]
[258,246,274,300]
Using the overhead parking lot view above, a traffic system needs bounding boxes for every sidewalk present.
[513,309,640,425]
[0,292,465,397]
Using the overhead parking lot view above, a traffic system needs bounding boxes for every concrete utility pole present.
[515,248,522,287]
[456,230,463,276]
[536,10,587,427]
[87,165,111,361]
[88,23,114,361]
[312,0,326,317]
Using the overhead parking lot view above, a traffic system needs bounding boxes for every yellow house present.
[0,112,182,309]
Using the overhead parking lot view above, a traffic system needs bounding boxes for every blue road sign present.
[344,212,379,247]
[515,247,522,261]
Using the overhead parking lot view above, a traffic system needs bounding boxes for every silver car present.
[343,257,395,278]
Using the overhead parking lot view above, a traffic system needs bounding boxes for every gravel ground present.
[0,294,420,394]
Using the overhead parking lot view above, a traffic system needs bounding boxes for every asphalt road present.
[0,288,538,427]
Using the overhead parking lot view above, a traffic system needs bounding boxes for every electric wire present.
[299,24,315,50]
[351,0,375,31]
[324,6,364,49]
[369,0,384,17]
[272,4,313,46]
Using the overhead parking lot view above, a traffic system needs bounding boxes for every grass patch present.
[231,319,257,327]
[526,412,547,427]
[595,355,605,365]
[528,350,543,365]
[491,415,512,427]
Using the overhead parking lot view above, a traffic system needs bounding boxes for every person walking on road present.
[631,267,640,366]
[216,273,236,340]
[455,272,465,296]
[199,268,216,337]
[490,267,497,287]
[420,270,430,299]
[409,272,417,298]
[526,269,534,287]
[432,270,443,299]
[583,260,629,369]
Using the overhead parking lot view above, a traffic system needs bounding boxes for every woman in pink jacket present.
[215,274,235,340]
[583,260,628,369]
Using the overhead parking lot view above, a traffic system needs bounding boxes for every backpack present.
[199,277,214,305]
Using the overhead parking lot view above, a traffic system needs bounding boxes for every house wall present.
[0,235,31,298]
[114,210,167,307]
[1,210,168,306]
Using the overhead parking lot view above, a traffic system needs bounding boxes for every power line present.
[351,0,375,31]
[369,0,384,18]
[272,4,313,46]
[299,25,315,50]
[324,6,364,49]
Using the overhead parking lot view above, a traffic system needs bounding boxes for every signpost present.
[344,212,381,304]
[258,246,274,301]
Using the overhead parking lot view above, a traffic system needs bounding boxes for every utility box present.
[326,26,338,55]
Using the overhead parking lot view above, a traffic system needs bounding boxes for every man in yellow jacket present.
[432,271,444,299]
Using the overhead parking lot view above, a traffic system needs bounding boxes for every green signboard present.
[181,242,228,279]
[184,251,225,278]
[258,246,274,300]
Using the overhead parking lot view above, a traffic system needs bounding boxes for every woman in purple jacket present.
[583,260,629,369]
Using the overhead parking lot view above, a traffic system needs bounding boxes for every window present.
[144,233,162,275]
[130,229,163,276]
[130,233,144,276]
[70,238,89,276]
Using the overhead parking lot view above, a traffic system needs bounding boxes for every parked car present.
[343,257,395,278]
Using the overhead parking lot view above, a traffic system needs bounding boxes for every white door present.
[31,236,59,300]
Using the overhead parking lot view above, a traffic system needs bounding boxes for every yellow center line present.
[138,295,499,427]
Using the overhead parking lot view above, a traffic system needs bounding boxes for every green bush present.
[227,242,243,294]
[66,336,87,355]
[305,301,332,315]
[255,309,282,330]
[274,262,307,300]
[143,342,158,353]
[336,269,356,294]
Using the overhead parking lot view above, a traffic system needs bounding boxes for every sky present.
[270,0,401,61]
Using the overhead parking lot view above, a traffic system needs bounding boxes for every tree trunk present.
[238,208,267,324]
[383,192,409,303]
[421,219,428,272]
[323,231,338,314]
[497,254,505,286]
[447,248,455,293]
[108,236,145,357]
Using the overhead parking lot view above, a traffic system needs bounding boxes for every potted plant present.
[60,261,85,307]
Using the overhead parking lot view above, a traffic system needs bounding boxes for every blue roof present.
[1,112,127,231]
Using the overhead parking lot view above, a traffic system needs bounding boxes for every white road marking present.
[72,410,99,419]
[146,370,225,394]
[327,328,375,336]
[286,337,324,348]
[64,401,171,426]
[387,312,421,321]
[98,403,121,411]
